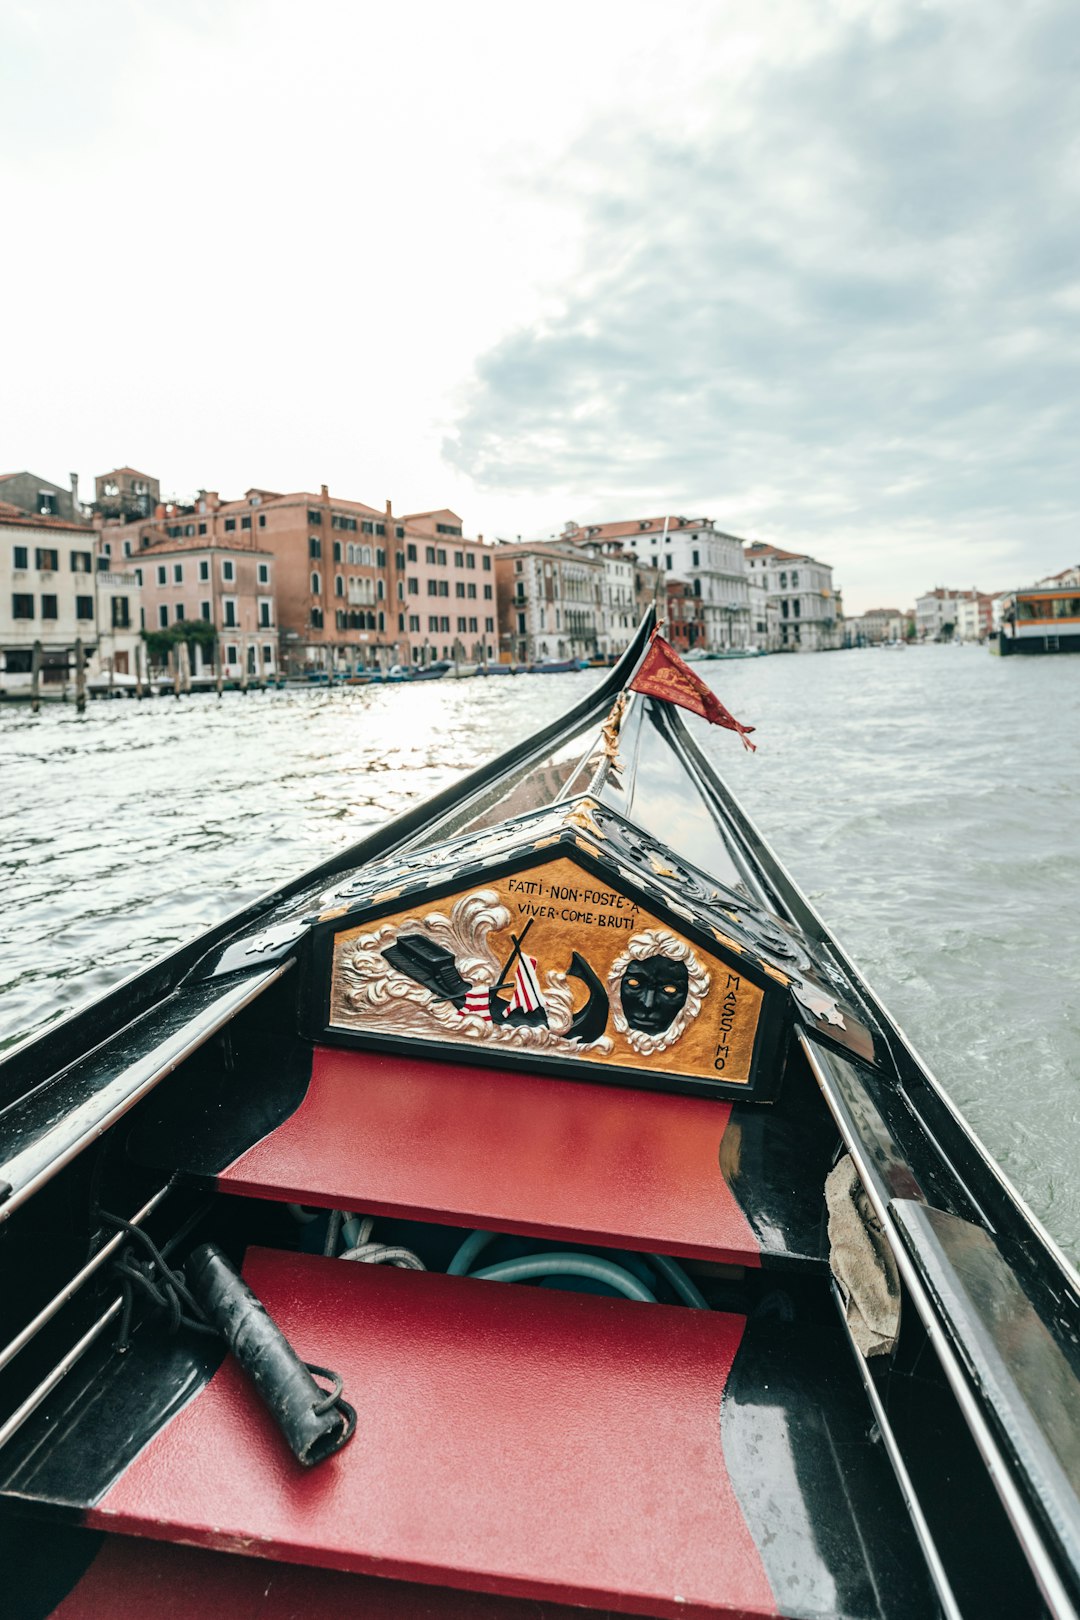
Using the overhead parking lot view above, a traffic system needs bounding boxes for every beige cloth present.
[825,1155,901,1358]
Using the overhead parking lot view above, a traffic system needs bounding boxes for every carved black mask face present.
[620,956,689,1033]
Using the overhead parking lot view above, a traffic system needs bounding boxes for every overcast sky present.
[2,0,1077,611]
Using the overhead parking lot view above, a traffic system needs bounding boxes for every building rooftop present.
[0,500,92,534]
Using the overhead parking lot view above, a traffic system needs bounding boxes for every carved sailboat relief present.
[327,855,766,1089]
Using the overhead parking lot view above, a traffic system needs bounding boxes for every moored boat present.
[997,586,1080,655]
[1,611,1078,1620]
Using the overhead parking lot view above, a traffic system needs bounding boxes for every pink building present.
[398,509,498,667]
[124,533,276,680]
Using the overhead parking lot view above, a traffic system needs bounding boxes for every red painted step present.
[89,1248,776,1620]
[217,1046,761,1266]
[53,1534,646,1619]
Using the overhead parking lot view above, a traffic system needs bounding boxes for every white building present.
[748,571,781,651]
[744,543,842,651]
[0,502,140,696]
[844,608,906,647]
[915,589,965,641]
[561,516,751,651]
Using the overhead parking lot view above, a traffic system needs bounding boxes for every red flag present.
[630,634,757,750]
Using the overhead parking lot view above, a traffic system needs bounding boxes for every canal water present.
[2,644,1078,1264]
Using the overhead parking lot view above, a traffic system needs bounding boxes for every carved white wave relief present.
[337,889,612,1053]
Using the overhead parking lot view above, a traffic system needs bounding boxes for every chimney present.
[321,484,329,503]
[477,533,483,542]
[385,499,392,516]
[69,472,79,509]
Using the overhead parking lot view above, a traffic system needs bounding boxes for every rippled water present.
[2,646,1078,1263]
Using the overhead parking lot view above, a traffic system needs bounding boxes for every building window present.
[427,580,438,597]
[455,581,465,598]
[37,492,58,515]
[224,518,236,532]
[428,614,439,632]
[13,546,29,570]
[335,609,347,630]
[157,565,167,585]
[408,614,420,632]
[76,595,94,620]
[407,577,418,594]
[112,597,131,629]
[223,597,238,628]
[307,509,322,526]
[793,599,800,617]
[454,551,464,568]
[12,594,34,619]
[38,593,56,619]
[439,615,449,632]
[310,607,323,628]
[396,525,405,539]
[222,559,235,582]
[173,563,183,583]
[407,543,417,562]
[263,644,273,663]
[199,559,210,581]
[395,550,405,569]
[226,643,239,665]
[333,541,342,562]
[791,571,799,588]
[468,616,478,632]
[438,580,448,597]
[175,604,186,622]
[241,516,251,530]
[362,520,374,535]
[184,524,195,538]
[258,514,266,528]
[376,548,386,568]
[436,522,462,536]
[310,571,321,594]
[485,616,494,632]
[482,554,491,571]
[334,574,344,597]
[517,612,526,634]
[199,522,207,536]
[457,615,467,632]
[780,572,787,589]
[34,547,59,571]
[483,584,493,600]
[259,600,272,627]
[200,601,212,621]
[158,604,169,628]
[309,536,322,560]
[466,582,476,599]
[425,546,436,565]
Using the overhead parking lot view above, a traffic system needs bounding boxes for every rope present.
[101,1211,218,1353]
[99,1210,355,1458]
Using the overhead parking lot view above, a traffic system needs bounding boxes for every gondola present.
[2,609,1078,1620]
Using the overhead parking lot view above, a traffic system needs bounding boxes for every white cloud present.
[1,0,1077,610]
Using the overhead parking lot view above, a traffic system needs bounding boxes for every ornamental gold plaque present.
[328,855,763,1087]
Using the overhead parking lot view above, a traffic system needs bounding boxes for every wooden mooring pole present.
[30,640,42,714]
[75,637,86,714]
[135,640,146,699]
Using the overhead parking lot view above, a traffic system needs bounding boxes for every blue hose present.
[471,1254,657,1303]
[447,1229,498,1276]
[648,1252,710,1310]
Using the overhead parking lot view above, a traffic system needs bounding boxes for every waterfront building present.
[1034,564,1080,589]
[844,607,907,647]
[494,541,605,664]
[744,543,842,651]
[561,516,751,651]
[748,570,781,652]
[915,589,966,642]
[123,531,277,681]
[94,467,160,522]
[955,592,995,643]
[0,470,85,523]
[0,503,140,694]
[396,510,498,668]
[665,579,707,653]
